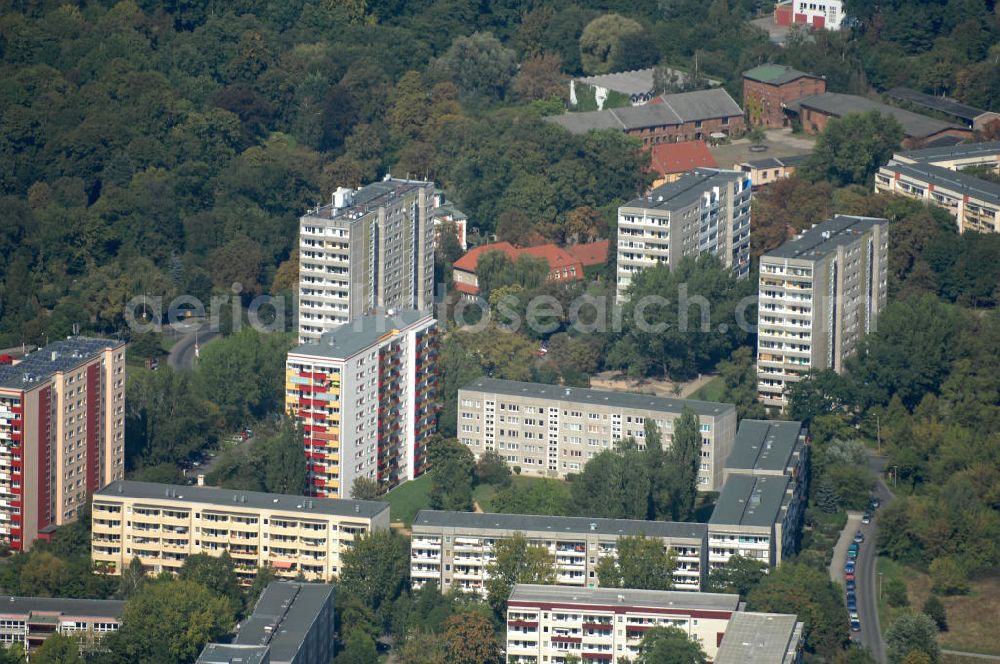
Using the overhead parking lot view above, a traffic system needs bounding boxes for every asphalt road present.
[853,456,894,662]
[166,321,220,370]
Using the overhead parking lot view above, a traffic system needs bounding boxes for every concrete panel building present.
[456,378,737,491]
[410,511,708,594]
[285,311,439,498]
[197,582,334,664]
[715,612,804,664]
[708,474,800,569]
[875,141,1000,234]
[617,168,753,301]
[0,338,126,551]
[505,585,742,664]
[756,215,888,408]
[0,597,124,656]
[723,420,808,483]
[91,481,389,584]
[297,178,435,343]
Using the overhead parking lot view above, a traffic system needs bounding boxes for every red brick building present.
[742,65,826,128]
[452,241,610,297]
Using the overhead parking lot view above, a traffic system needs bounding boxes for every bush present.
[929,557,970,595]
[884,578,909,607]
[921,595,947,631]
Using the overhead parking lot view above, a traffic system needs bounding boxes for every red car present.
[845,572,856,581]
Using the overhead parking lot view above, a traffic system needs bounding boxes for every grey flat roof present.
[726,420,802,473]
[884,160,1000,206]
[886,87,993,124]
[710,475,790,528]
[509,584,740,611]
[95,481,389,520]
[740,154,807,170]
[624,168,746,211]
[715,612,801,664]
[576,68,655,96]
[288,310,433,358]
[460,377,736,418]
[789,92,964,139]
[236,582,334,664]
[547,88,742,134]
[304,178,431,222]
[0,597,125,618]
[743,64,820,86]
[0,337,123,390]
[196,644,270,664]
[764,215,886,261]
[413,510,707,541]
[897,140,1000,163]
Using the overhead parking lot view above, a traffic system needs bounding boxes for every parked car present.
[851,620,861,632]
[846,580,856,592]
[850,611,859,621]
[847,599,857,612]
[870,497,880,510]
[846,572,856,581]
[853,531,864,543]
[862,512,872,524]
[845,561,856,573]
[847,549,858,561]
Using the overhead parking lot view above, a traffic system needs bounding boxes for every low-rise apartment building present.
[875,141,1000,234]
[457,378,737,491]
[708,474,799,569]
[723,419,808,483]
[0,597,124,656]
[285,310,439,498]
[756,215,889,408]
[0,337,126,551]
[715,611,804,664]
[505,585,742,664]
[91,481,389,584]
[617,168,753,300]
[197,582,334,664]
[742,65,826,129]
[410,511,708,594]
[735,155,807,189]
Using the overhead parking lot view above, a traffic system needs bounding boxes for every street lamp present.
[879,572,884,600]
[890,465,898,489]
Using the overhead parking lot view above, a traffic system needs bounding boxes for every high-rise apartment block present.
[756,215,888,408]
[91,481,389,583]
[286,311,439,498]
[410,511,708,594]
[457,378,736,491]
[0,338,126,551]
[297,177,435,344]
[616,168,752,302]
[506,585,803,664]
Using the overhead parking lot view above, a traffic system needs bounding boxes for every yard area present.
[472,475,562,513]
[878,558,1000,657]
[384,473,433,527]
[688,376,726,402]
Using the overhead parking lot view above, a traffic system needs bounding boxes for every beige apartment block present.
[91,481,389,584]
[756,215,888,409]
[457,378,737,492]
[410,511,708,594]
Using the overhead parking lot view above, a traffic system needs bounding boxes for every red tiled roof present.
[452,242,585,283]
[649,140,717,176]
[452,281,479,295]
[452,241,518,273]
[565,240,610,267]
[518,245,584,275]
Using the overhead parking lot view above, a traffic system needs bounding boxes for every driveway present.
[829,511,863,587]
[166,320,220,370]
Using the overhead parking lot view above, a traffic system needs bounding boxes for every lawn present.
[472,475,560,513]
[384,473,433,527]
[689,376,726,402]
[877,559,1000,657]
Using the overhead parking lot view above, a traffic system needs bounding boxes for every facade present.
[505,585,742,664]
[715,612,804,664]
[773,0,845,30]
[297,177,435,344]
[0,597,124,656]
[735,155,807,188]
[197,582,334,664]
[0,338,126,551]
[742,65,826,129]
[90,480,389,583]
[708,474,799,569]
[548,88,745,146]
[451,242,587,298]
[756,215,889,408]
[430,190,468,252]
[785,93,974,147]
[285,311,439,498]
[617,168,753,300]
[875,142,1000,234]
[457,378,737,491]
[649,140,718,187]
[411,511,708,594]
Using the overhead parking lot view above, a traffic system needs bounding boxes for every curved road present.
[855,457,893,662]
[166,322,220,370]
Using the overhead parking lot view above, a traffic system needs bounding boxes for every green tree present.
[885,613,940,664]
[663,407,701,521]
[636,626,706,664]
[178,553,242,615]
[474,450,512,488]
[596,535,677,591]
[579,14,645,75]
[429,439,475,512]
[801,111,904,186]
[928,557,970,595]
[117,556,146,600]
[442,611,503,664]
[105,579,232,664]
[485,533,556,618]
[493,478,572,516]
[335,628,378,664]
[435,32,517,100]
[706,554,768,596]
[922,595,947,631]
[0,644,25,664]
[884,578,909,607]
[339,530,409,615]
[30,633,83,664]
[351,477,381,500]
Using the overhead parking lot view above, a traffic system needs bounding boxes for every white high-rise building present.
[616,168,752,302]
[297,177,435,344]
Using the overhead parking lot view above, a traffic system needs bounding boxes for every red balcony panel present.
[508,621,538,629]
[552,636,582,644]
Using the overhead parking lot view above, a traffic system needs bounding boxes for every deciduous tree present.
[485,533,556,617]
